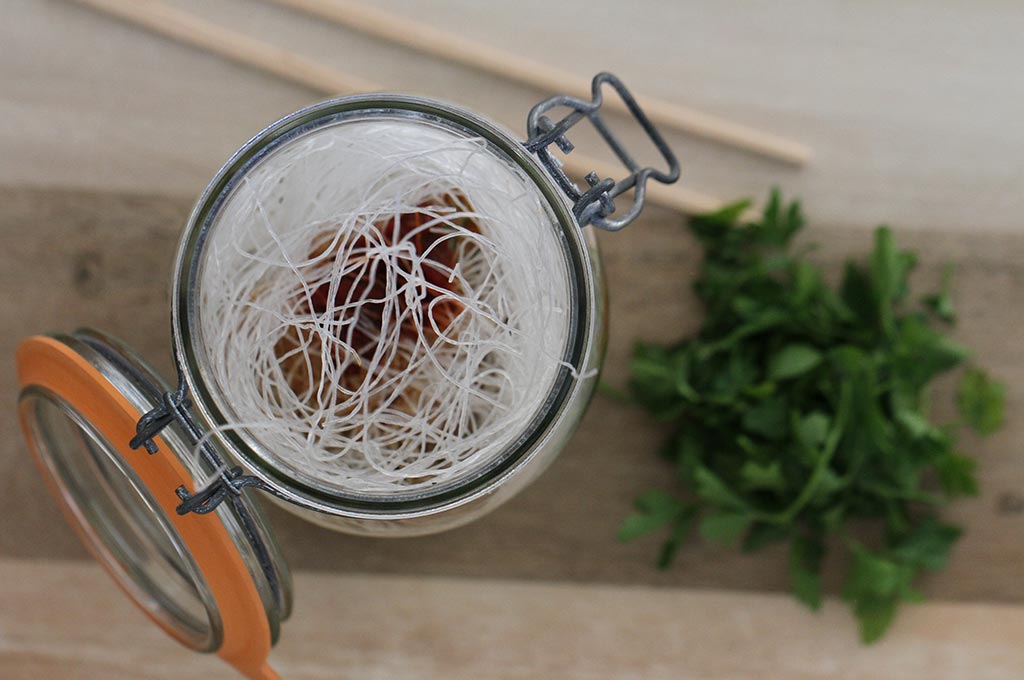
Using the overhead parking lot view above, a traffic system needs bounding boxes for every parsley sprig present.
[620,191,1005,643]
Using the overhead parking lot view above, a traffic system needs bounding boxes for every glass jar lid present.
[15,330,291,678]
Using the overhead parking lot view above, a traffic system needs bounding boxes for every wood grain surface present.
[4,1,1024,677]
[3,0,1024,231]
[2,187,1021,604]
[2,558,1022,680]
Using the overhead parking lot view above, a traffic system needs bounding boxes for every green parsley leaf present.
[869,226,918,336]
[741,397,789,440]
[699,511,753,545]
[768,344,822,381]
[796,412,831,452]
[657,507,698,569]
[957,367,1007,436]
[850,591,901,644]
[618,491,687,542]
[790,534,825,610]
[739,460,786,492]
[693,465,749,511]
[742,522,791,552]
[888,519,962,572]
[935,453,979,498]
[922,264,957,323]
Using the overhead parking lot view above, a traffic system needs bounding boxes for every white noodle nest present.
[197,118,573,495]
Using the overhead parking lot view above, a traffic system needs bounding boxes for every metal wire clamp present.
[175,466,272,515]
[524,71,681,232]
[129,383,191,454]
[122,359,279,518]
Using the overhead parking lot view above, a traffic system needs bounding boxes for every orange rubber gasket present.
[16,336,279,680]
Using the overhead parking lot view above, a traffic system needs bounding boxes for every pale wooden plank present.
[63,0,733,218]
[1,0,1024,231]
[0,558,1021,680]
[1,187,1022,604]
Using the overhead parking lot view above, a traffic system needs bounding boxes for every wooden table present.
[2,1,1023,678]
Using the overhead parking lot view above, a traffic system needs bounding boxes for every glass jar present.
[175,93,608,537]
[15,73,677,679]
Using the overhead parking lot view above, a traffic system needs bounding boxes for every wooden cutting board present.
[1,557,1021,680]
[1,187,1022,678]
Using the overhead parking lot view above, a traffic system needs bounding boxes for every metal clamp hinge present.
[129,388,191,454]
[524,72,680,232]
[174,466,275,516]
[130,385,278,517]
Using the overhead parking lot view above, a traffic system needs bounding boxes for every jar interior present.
[188,107,584,504]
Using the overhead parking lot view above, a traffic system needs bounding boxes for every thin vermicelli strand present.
[198,119,574,494]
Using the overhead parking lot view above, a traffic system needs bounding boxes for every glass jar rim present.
[170,94,599,518]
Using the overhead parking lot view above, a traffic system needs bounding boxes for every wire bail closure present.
[175,466,271,515]
[129,384,190,454]
[130,391,279,516]
[123,357,278,518]
[524,72,680,232]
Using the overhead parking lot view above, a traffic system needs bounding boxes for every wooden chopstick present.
[264,0,812,167]
[73,0,378,93]
[70,0,751,218]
